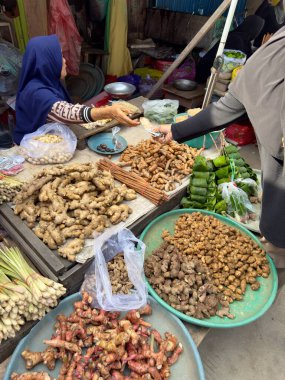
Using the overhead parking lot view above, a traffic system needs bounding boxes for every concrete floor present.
[199,274,285,380]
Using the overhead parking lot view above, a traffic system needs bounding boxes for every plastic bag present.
[142,99,179,124]
[219,182,255,223]
[221,49,247,73]
[48,0,82,76]
[20,123,77,165]
[225,122,256,145]
[81,226,147,311]
[166,57,196,84]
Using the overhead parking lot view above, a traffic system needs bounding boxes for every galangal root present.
[108,253,134,295]
[119,139,201,192]
[13,163,137,261]
[145,242,230,320]
[18,292,183,380]
[161,212,270,305]
[11,372,53,380]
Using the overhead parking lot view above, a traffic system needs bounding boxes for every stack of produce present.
[181,156,217,211]
[119,139,201,192]
[98,158,169,205]
[145,213,270,320]
[145,242,231,319]
[12,292,183,380]
[214,144,257,184]
[0,174,22,205]
[182,144,259,219]
[13,163,137,261]
[0,245,66,343]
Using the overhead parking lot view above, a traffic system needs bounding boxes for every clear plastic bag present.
[221,49,247,73]
[219,182,255,223]
[20,123,77,165]
[142,99,179,124]
[81,226,147,311]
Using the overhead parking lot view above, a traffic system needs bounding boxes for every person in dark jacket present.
[196,15,265,84]
[154,25,285,266]
[254,0,285,47]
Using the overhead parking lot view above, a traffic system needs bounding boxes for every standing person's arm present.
[154,90,247,143]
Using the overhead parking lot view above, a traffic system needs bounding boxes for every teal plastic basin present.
[140,208,278,328]
[174,113,221,149]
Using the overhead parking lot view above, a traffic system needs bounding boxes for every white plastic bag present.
[219,182,255,223]
[221,49,247,73]
[142,99,179,124]
[20,123,77,165]
[81,226,147,311]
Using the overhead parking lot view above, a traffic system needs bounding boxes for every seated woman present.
[195,15,264,84]
[14,35,139,144]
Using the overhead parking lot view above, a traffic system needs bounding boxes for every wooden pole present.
[146,0,232,99]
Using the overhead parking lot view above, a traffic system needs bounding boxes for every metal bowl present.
[173,79,197,91]
[104,82,136,99]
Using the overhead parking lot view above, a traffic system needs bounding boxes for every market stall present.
[0,101,278,378]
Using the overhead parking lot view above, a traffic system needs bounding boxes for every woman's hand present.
[152,124,173,143]
[92,103,140,126]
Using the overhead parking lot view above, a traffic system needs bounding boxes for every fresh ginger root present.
[21,350,43,369]
[13,163,135,261]
[58,238,85,261]
[11,372,52,380]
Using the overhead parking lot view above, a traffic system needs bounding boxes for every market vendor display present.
[14,35,139,145]
[153,25,285,262]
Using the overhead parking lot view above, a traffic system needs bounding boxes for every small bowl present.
[104,82,136,99]
[173,79,197,91]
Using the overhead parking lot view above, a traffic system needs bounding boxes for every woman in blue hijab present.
[14,35,138,144]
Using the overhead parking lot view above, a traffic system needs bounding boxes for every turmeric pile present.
[13,163,137,261]
[119,139,201,192]
[14,292,183,380]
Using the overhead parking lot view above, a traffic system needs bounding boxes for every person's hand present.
[261,33,273,45]
[101,103,140,126]
[152,124,173,143]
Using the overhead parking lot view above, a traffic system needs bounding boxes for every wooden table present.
[0,124,212,366]
[162,84,205,109]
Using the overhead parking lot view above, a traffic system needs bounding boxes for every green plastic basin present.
[140,209,278,328]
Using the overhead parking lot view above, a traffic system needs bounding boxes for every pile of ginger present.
[119,139,201,192]
[11,292,183,380]
[13,163,137,261]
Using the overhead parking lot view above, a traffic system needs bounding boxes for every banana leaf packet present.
[182,156,217,211]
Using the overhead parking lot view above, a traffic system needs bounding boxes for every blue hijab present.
[14,35,71,144]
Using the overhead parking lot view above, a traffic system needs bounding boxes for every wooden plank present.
[186,323,209,347]
[0,204,66,275]
[0,321,37,363]
[22,0,48,38]
[129,187,187,237]
[163,92,204,110]
[147,0,232,99]
[162,84,205,100]
[145,9,211,48]
[69,96,146,149]
[127,0,148,41]
[0,213,58,282]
